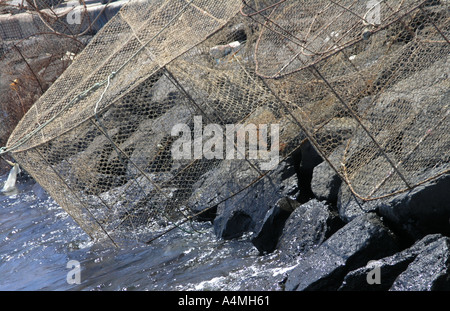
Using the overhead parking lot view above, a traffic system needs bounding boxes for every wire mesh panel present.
[7,0,248,243]
[4,0,449,244]
[0,0,123,172]
[244,0,449,199]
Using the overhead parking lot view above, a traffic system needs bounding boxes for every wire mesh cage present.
[2,0,449,245]
[0,0,122,171]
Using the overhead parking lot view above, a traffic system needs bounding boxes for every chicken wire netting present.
[0,0,123,171]
[2,0,449,244]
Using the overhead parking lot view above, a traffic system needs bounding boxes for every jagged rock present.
[378,173,450,241]
[337,183,377,222]
[296,140,323,203]
[285,213,399,291]
[251,197,300,254]
[212,160,299,240]
[338,234,444,291]
[276,199,344,260]
[390,236,450,291]
[338,172,450,239]
[311,161,342,205]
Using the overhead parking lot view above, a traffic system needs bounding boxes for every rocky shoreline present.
[206,143,450,290]
[1,1,449,291]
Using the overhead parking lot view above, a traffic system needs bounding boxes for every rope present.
[94,72,114,115]
[0,154,15,167]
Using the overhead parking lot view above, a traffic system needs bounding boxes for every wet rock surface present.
[276,199,344,260]
[190,125,447,291]
[311,161,341,206]
[337,233,450,291]
[390,236,450,291]
[337,182,379,223]
[212,160,299,240]
[339,234,444,291]
[378,173,450,241]
[251,197,299,255]
[284,213,400,291]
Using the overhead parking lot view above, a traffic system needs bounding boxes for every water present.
[0,172,296,291]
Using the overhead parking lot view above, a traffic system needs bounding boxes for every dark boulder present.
[310,161,342,206]
[191,155,299,240]
[337,183,378,223]
[378,173,450,241]
[251,197,300,254]
[213,160,298,240]
[339,234,444,291]
[390,236,450,291]
[296,140,323,204]
[285,213,399,291]
[276,199,344,260]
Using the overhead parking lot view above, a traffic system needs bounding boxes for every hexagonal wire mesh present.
[0,0,123,171]
[2,0,449,245]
